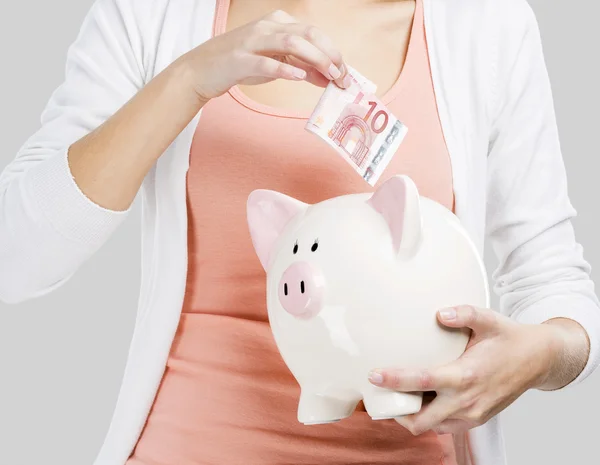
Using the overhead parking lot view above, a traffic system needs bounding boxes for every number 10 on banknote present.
[306,66,408,186]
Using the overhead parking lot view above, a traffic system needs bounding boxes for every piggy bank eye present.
[311,240,319,252]
[293,242,299,254]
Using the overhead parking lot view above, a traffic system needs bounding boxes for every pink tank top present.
[127,0,457,464]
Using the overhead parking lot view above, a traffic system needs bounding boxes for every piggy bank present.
[246,175,489,425]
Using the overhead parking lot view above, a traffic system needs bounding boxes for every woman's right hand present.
[180,9,351,102]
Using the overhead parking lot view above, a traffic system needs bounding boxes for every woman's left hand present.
[367,305,579,436]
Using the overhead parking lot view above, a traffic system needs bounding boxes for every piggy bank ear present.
[247,190,308,270]
[367,175,423,259]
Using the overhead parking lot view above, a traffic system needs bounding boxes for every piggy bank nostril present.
[278,262,324,319]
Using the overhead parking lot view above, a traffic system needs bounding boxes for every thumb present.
[437,305,500,334]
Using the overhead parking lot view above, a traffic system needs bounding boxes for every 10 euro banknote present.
[306,66,408,186]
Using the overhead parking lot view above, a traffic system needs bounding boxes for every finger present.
[394,415,411,430]
[263,9,297,24]
[255,12,350,88]
[253,33,342,82]
[395,396,458,436]
[249,55,307,81]
[438,305,500,334]
[285,57,331,87]
[277,23,349,88]
[369,364,466,392]
[432,419,470,435]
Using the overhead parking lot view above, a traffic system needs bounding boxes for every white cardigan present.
[1,0,599,464]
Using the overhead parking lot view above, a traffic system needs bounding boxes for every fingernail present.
[328,63,341,80]
[369,370,384,385]
[440,308,457,320]
[342,73,353,88]
[292,68,307,80]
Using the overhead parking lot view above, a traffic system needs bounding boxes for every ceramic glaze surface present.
[247,175,489,425]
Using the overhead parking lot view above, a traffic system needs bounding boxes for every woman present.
[1,0,598,464]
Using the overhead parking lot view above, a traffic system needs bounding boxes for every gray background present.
[0,1,598,464]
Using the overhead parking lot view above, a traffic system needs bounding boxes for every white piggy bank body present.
[247,175,489,425]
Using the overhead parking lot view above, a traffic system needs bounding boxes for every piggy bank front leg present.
[298,389,359,425]
[362,386,423,420]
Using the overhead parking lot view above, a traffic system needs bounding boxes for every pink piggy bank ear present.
[247,190,308,271]
[367,175,423,259]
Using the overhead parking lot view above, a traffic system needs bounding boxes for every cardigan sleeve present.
[485,0,600,388]
[0,0,144,304]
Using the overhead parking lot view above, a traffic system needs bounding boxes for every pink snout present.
[278,262,325,320]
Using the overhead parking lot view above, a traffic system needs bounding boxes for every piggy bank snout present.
[278,262,325,319]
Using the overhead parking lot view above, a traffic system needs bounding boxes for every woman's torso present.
[127,0,456,463]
